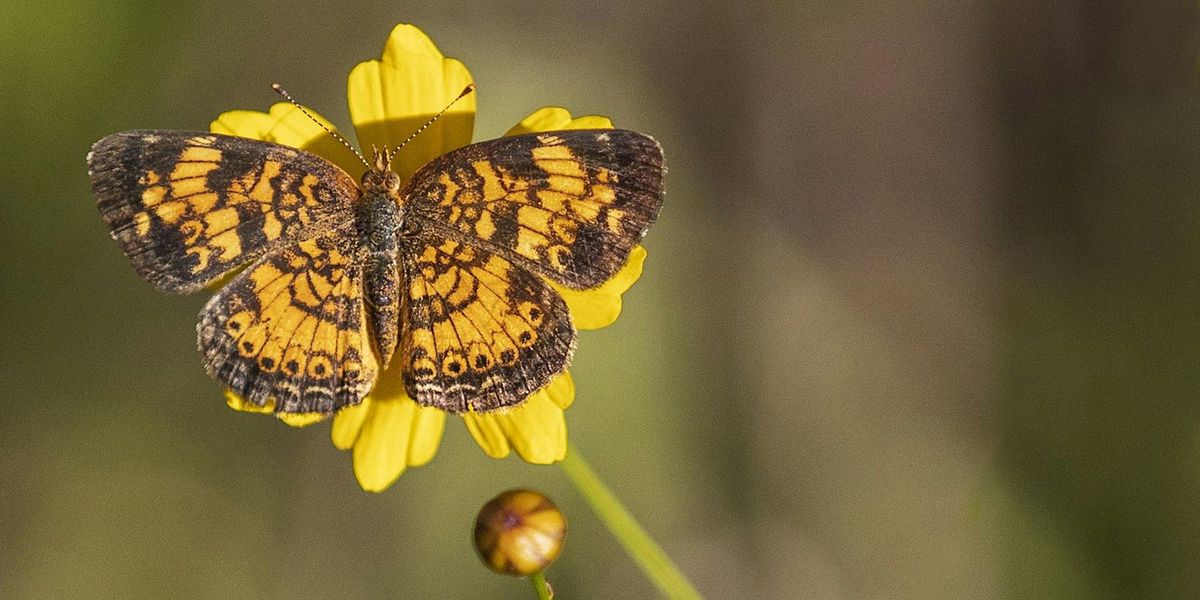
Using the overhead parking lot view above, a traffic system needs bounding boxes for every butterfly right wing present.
[88,130,360,293]
[402,129,664,290]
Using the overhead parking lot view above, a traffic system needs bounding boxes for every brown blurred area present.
[3,1,1200,598]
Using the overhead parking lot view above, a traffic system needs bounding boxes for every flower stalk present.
[530,572,553,600]
[559,444,702,599]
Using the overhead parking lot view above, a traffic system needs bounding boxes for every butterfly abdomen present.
[356,184,404,364]
[363,256,401,367]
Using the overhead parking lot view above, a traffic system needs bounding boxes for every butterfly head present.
[270,81,474,197]
[362,146,402,194]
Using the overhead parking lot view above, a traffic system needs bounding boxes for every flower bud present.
[474,489,566,576]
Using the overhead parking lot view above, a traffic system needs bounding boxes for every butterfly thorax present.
[357,166,404,257]
[357,165,405,367]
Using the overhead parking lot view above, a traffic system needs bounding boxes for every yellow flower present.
[211,24,649,492]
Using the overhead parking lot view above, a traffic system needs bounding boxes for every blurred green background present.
[4,1,1200,598]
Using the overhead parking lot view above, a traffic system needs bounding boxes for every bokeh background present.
[4,1,1200,598]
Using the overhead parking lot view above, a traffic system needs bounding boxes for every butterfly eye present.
[363,171,394,190]
[385,172,401,192]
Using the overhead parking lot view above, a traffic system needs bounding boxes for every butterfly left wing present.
[399,232,576,413]
[198,233,378,413]
[402,129,664,289]
[88,131,359,293]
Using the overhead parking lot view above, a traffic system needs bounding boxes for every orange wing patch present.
[403,129,664,289]
[399,233,576,413]
[198,233,378,413]
[89,131,359,293]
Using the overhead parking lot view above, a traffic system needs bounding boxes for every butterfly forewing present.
[402,129,665,290]
[88,131,360,293]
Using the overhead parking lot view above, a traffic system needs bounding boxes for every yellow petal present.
[223,390,326,428]
[406,400,446,466]
[497,392,568,464]
[345,359,446,492]
[347,23,475,181]
[462,372,574,463]
[277,412,326,427]
[462,408,511,459]
[210,103,367,180]
[352,397,416,492]
[224,388,271,412]
[330,397,372,450]
[541,370,575,410]
[551,245,647,330]
[225,390,271,415]
[504,106,613,136]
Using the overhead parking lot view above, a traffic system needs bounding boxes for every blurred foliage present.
[4,1,1200,599]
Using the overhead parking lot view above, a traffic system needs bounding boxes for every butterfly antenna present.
[271,83,371,171]
[388,84,476,161]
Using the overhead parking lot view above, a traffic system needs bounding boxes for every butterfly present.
[87,123,664,415]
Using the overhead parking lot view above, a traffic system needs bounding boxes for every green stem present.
[558,443,702,599]
[529,572,552,600]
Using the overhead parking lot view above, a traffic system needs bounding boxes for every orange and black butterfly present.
[88,123,664,414]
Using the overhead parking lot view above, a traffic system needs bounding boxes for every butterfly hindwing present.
[399,232,576,412]
[88,130,359,293]
[403,129,664,289]
[197,233,378,413]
